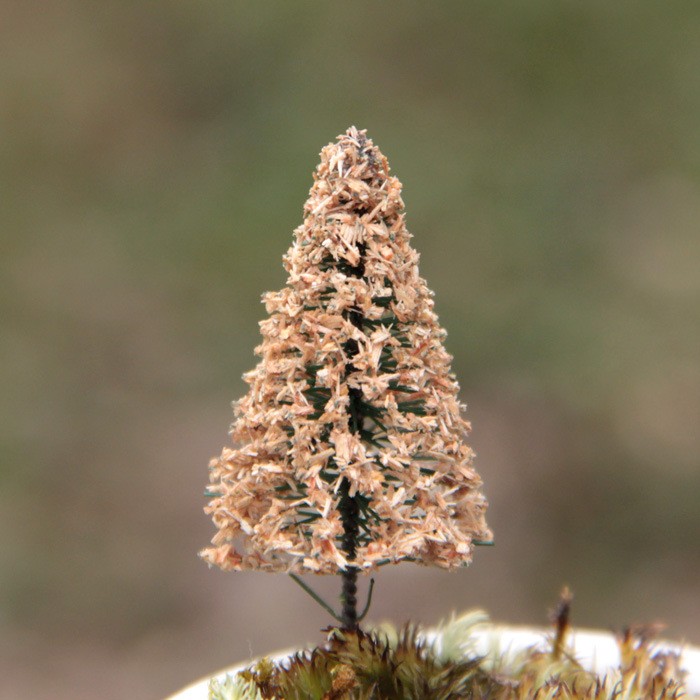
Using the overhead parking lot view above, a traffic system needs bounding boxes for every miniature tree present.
[201,127,492,631]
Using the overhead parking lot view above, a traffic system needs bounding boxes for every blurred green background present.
[2,2,699,698]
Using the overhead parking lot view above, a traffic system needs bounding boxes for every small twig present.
[550,586,574,660]
[357,577,375,622]
[289,573,344,623]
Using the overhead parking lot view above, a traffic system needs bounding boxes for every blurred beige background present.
[2,2,699,698]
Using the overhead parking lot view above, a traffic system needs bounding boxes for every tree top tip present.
[306,127,402,221]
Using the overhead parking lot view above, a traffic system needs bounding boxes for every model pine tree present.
[201,127,491,629]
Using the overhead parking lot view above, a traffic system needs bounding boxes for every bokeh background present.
[2,2,699,698]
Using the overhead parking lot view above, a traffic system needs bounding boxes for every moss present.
[208,610,693,700]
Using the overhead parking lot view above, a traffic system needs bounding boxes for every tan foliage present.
[201,128,491,574]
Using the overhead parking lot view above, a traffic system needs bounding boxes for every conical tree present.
[201,127,492,629]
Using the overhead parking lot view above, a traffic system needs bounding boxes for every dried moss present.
[208,610,693,700]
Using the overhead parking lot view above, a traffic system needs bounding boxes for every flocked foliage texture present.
[209,610,694,700]
[202,127,491,574]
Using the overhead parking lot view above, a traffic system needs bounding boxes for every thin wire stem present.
[288,573,343,623]
[340,565,359,630]
[358,577,375,622]
[336,241,367,631]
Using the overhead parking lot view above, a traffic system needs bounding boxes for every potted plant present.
[170,128,699,699]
